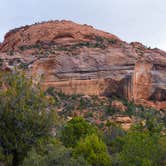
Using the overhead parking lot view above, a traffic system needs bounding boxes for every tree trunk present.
[12,150,19,166]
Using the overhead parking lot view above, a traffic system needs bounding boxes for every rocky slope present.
[0,20,165,110]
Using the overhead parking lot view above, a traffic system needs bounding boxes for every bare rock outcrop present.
[0,20,165,110]
[111,100,127,112]
[108,115,134,131]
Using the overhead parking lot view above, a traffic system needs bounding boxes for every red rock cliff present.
[0,20,165,110]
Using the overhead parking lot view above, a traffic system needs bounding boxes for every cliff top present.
[0,20,121,52]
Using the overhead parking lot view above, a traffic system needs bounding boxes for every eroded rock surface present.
[111,100,127,112]
[0,20,165,110]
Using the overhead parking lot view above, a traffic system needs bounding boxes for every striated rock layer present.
[0,20,165,110]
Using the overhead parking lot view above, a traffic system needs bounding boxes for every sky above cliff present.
[0,0,166,51]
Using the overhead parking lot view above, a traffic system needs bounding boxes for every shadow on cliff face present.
[102,75,132,100]
[102,78,121,97]
[103,75,166,102]
[149,88,166,101]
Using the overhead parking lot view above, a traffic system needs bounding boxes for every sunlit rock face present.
[0,20,165,110]
[132,59,166,110]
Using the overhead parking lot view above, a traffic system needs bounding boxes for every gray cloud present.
[0,0,166,50]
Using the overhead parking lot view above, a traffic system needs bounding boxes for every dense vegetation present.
[0,71,165,166]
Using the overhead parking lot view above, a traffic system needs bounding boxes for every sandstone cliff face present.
[0,20,165,110]
[133,59,166,110]
[0,20,119,52]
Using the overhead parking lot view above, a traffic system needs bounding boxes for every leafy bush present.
[157,136,166,165]
[60,117,99,147]
[119,131,158,166]
[73,134,111,166]
[0,71,56,166]
[104,123,126,148]
[22,139,90,166]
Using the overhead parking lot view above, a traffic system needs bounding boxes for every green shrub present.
[0,71,56,166]
[157,136,166,165]
[22,140,90,166]
[73,134,111,166]
[60,117,99,147]
[119,131,158,166]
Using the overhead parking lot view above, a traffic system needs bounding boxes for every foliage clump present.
[73,134,111,166]
[0,71,56,166]
[60,117,99,147]
[0,71,166,166]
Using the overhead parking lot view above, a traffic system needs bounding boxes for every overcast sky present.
[0,0,166,50]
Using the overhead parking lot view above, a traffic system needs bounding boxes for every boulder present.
[111,100,127,112]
